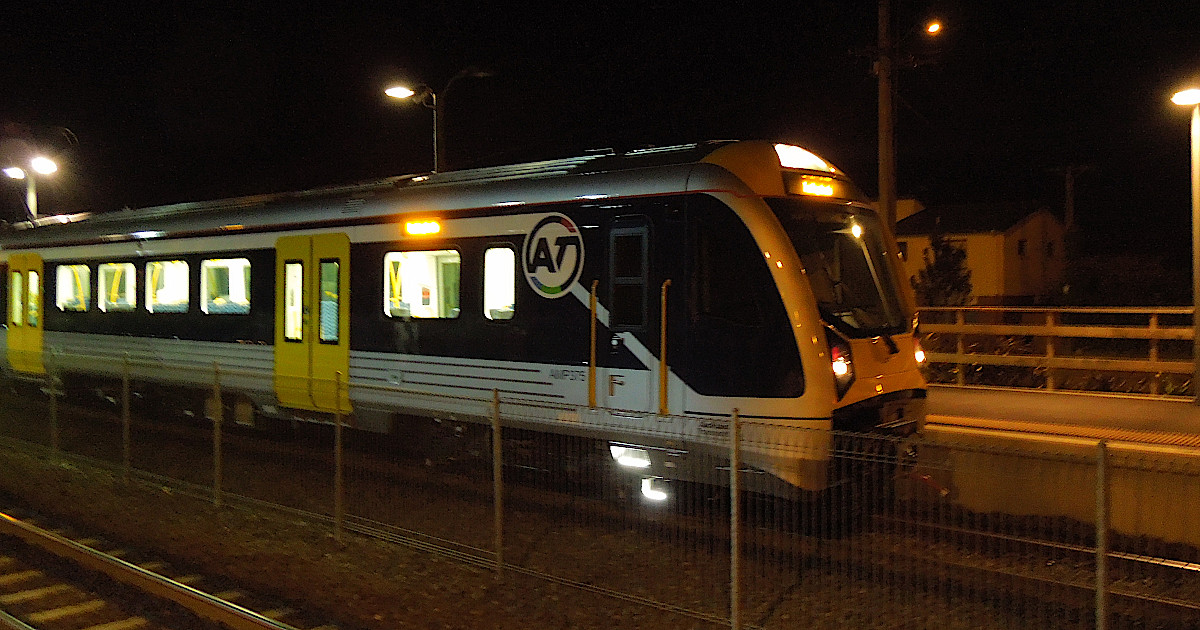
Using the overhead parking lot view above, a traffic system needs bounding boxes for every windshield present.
[766,198,907,337]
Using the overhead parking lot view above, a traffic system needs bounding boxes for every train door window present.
[382,250,460,319]
[145,260,189,313]
[319,260,340,343]
[0,264,7,326]
[483,246,515,320]
[56,264,90,312]
[609,223,648,330]
[201,258,251,314]
[283,261,304,341]
[98,263,136,312]
[26,271,39,326]
[10,271,22,326]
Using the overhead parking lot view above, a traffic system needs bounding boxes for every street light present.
[3,155,58,220]
[1172,87,1200,402]
[384,67,493,173]
[876,0,942,233]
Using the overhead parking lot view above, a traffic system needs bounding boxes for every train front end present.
[692,142,927,495]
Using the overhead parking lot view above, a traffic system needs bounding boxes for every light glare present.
[1172,89,1200,106]
[3,167,25,180]
[30,156,57,175]
[800,180,835,196]
[610,445,652,468]
[832,357,851,378]
[926,21,942,35]
[385,85,417,99]
[641,477,668,501]
[406,221,441,235]
[851,223,864,238]
[774,144,838,173]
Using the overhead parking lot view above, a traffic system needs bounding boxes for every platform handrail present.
[918,306,1195,396]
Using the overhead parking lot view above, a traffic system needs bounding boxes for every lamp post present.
[1172,87,1200,402]
[3,156,58,220]
[876,0,941,233]
[385,67,493,173]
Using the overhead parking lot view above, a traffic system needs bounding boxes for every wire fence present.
[2,356,1200,628]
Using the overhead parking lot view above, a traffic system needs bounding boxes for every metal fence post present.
[1096,440,1109,630]
[334,372,345,544]
[212,362,223,508]
[122,354,132,481]
[492,389,504,578]
[46,371,61,452]
[729,408,741,630]
[1149,312,1161,395]
[1045,312,1057,390]
[955,309,966,385]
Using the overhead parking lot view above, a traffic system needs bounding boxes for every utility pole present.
[878,0,897,234]
[1058,163,1090,261]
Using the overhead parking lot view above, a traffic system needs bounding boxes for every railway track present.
[6,386,1200,628]
[0,507,337,630]
[873,515,1200,628]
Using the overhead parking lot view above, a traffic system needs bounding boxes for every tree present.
[911,228,973,306]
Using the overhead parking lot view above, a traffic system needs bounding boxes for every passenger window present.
[319,260,340,343]
[145,260,189,313]
[201,258,251,314]
[383,250,460,319]
[283,261,303,341]
[483,247,515,320]
[56,265,91,312]
[27,271,39,326]
[98,263,136,312]
[10,271,23,326]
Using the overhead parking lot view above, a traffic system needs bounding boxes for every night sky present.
[2,2,1199,261]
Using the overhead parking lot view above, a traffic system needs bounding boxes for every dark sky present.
[2,2,1199,259]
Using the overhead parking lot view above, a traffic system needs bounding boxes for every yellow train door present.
[6,253,44,375]
[273,234,351,413]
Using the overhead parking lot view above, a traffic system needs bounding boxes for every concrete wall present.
[916,424,1200,548]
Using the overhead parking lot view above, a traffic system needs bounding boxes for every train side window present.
[146,260,189,313]
[56,264,91,312]
[201,258,251,315]
[10,271,23,326]
[283,261,304,341]
[27,271,39,327]
[609,226,648,330]
[483,246,515,320]
[98,263,136,312]
[0,265,6,326]
[319,260,340,343]
[382,250,460,319]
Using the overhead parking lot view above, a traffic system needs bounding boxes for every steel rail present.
[0,511,300,630]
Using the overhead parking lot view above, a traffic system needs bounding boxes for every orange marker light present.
[406,221,441,235]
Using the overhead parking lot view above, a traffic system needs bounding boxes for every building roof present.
[895,201,1056,236]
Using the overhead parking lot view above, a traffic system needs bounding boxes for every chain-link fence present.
[3,355,1200,628]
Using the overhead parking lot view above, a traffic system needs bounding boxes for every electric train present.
[0,140,926,498]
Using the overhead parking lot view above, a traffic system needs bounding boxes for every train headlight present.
[609,445,652,469]
[641,477,669,501]
[912,314,927,364]
[826,326,855,400]
[832,349,851,377]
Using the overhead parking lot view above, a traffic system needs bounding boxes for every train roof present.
[0,140,862,250]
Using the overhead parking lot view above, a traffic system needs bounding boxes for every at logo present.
[523,214,585,299]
